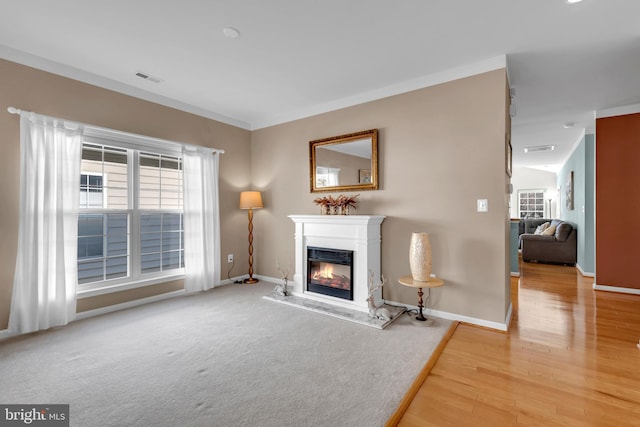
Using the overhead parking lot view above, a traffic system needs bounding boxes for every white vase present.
[409,232,432,281]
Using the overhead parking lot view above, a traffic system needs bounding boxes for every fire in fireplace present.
[307,247,354,300]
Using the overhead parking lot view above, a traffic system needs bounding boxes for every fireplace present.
[289,215,385,313]
[307,247,353,300]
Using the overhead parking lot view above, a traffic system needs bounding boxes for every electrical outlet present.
[227,254,234,263]
[477,199,489,212]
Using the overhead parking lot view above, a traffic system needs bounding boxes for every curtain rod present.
[7,106,225,154]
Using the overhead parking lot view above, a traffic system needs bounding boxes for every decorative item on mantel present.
[409,232,432,281]
[313,194,359,215]
[274,259,291,296]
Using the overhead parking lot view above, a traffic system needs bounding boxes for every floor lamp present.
[240,191,263,284]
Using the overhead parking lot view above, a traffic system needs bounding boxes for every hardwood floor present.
[393,260,640,426]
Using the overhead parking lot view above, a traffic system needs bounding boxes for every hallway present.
[395,261,640,426]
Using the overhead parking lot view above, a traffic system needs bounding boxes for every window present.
[518,190,545,219]
[139,152,184,275]
[80,173,104,208]
[77,141,184,290]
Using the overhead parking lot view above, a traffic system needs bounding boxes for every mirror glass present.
[310,129,378,193]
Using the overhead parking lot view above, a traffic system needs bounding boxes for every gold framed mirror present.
[309,129,378,193]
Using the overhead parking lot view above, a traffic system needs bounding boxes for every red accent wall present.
[595,113,640,289]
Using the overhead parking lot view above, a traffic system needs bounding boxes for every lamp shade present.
[239,191,263,209]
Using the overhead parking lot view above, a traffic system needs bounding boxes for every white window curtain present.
[9,112,82,334]
[182,145,221,293]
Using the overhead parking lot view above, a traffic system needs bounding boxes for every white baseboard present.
[2,290,191,341]
[593,283,640,295]
[510,272,520,277]
[253,275,280,285]
[76,289,186,320]
[76,279,250,321]
[0,328,16,341]
[256,274,514,332]
[504,303,513,330]
[223,275,278,285]
[2,280,246,341]
[576,264,595,277]
[384,300,512,332]
[4,275,514,339]
[217,279,243,287]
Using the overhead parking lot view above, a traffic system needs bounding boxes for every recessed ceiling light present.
[563,122,575,128]
[524,145,555,153]
[567,0,584,4]
[223,27,240,38]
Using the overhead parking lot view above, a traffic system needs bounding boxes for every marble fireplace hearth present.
[262,214,404,328]
[262,292,405,329]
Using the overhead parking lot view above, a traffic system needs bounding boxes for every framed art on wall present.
[565,171,574,210]
[310,129,378,193]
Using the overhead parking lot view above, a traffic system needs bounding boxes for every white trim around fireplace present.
[289,215,386,313]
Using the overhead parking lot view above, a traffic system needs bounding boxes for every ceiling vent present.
[524,145,555,153]
[135,71,163,83]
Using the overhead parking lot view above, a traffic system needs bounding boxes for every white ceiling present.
[1,0,639,171]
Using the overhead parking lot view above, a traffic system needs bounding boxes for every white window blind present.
[78,142,185,289]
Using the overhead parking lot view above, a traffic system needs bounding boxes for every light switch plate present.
[477,199,489,212]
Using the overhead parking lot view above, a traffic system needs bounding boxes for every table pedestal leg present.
[416,287,427,321]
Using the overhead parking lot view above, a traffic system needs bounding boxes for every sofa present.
[519,218,577,265]
[519,218,550,236]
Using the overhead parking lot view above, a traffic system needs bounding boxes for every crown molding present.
[251,55,507,130]
[0,44,251,130]
[1,44,506,132]
[596,102,640,119]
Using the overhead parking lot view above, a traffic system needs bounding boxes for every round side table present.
[397,276,444,321]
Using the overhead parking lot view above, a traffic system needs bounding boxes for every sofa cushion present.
[542,225,556,236]
[523,218,551,235]
[534,222,550,235]
[519,233,556,244]
[555,222,573,242]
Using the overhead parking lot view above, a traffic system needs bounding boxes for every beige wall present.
[0,59,252,329]
[252,69,511,325]
[504,77,512,316]
[0,59,511,329]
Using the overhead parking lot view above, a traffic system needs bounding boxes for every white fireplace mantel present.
[289,215,386,312]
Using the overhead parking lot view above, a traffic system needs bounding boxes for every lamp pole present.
[239,191,263,284]
[244,207,258,284]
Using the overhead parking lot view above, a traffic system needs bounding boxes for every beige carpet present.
[0,282,451,427]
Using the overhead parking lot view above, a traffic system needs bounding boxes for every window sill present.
[77,273,185,299]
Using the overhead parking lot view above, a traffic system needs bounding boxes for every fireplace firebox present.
[307,247,354,300]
